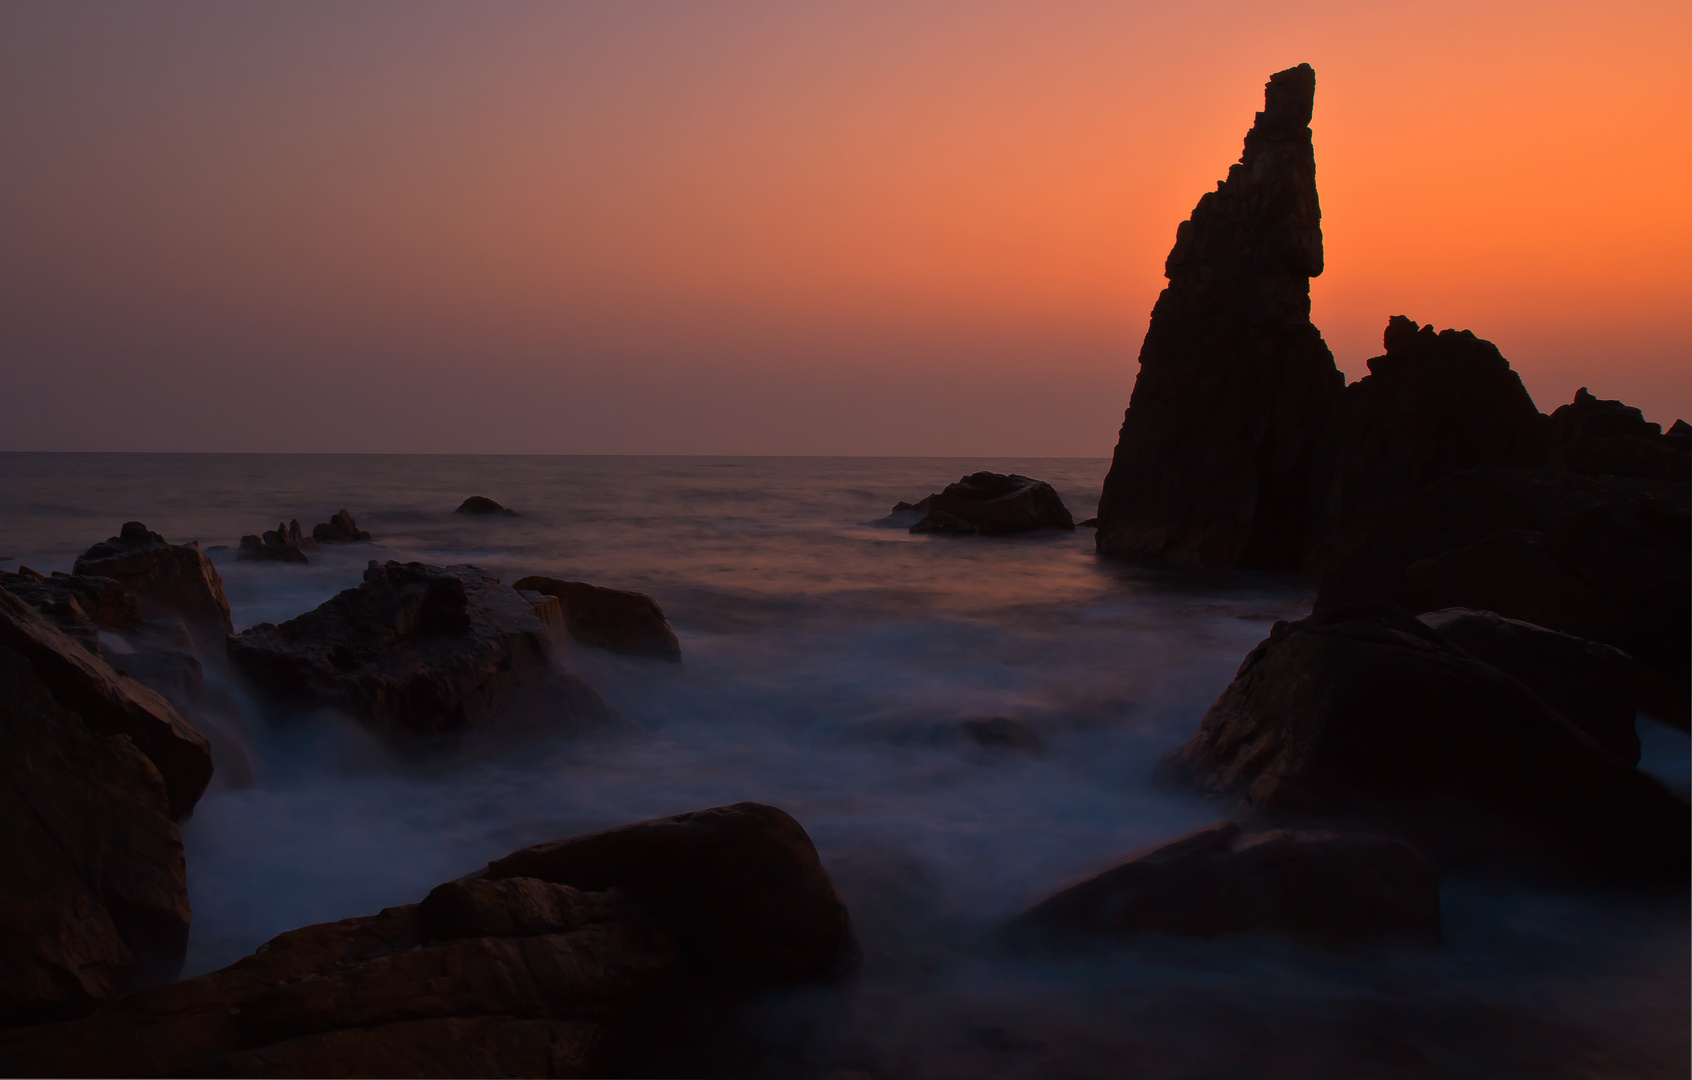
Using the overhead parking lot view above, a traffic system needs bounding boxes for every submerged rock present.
[310,508,372,543]
[226,561,556,734]
[72,522,232,637]
[513,576,682,662]
[236,519,309,564]
[879,472,1075,536]
[1096,64,1342,568]
[1007,822,1439,948]
[456,496,516,516]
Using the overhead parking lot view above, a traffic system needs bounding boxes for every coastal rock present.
[513,576,682,662]
[880,472,1075,536]
[226,561,556,734]
[0,586,212,819]
[1418,608,1641,764]
[1155,603,1688,877]
[0,802,854,1077]
[73,522,232,637]
[0,569,139,654]
[1096,64,1343,568]
[236,520,309,564]
[0,645,190,1026]
[1549,388,1691,482]
[1308,317,1548,570]
[1007,822,1438,948]
[456,496,516,516]
[310,509,371,543]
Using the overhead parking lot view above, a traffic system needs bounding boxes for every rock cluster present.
[236,519,309,563]
[879,472,1075,536]
[513,575,682,662]
[1549,387,1691,482]
[311,508,371,542]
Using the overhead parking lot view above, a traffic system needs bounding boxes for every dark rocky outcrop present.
[226,561,556,734]
[236,520,309,564]
[513,576,682,662]
[1096,64,1342,568]
[1549,388,1691,482]
[1007,822,1438,949]
[0,568,139,654]
[879,472,1075,536]
[0,803,854,1078]
[456,496,516,516]
[310,509,371,543]
[73,522,232,637]
[1155,603,1688,878]
[1418,608,1642,765]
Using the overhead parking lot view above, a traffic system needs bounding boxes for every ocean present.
[1,453,1686,1077]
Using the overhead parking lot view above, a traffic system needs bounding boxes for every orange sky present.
[1,1,1687,453]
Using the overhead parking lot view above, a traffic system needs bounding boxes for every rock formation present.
[1548,387,1690,482]
[226,561,557,734]
[1096,64,1342,568]
[72,522,232,637]
[879,472,1075,536]
[514,576,682,662]
[1006,822,1439,948]
[236,519,309,564]
[310,508,371,543]
[456,496,516,516]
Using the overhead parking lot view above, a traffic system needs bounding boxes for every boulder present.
[1549,388,1691,482]
[0,587,212,819]
[236,520,309,564]
[513,576,682,662]
[1006,822,1438,948]
[1096,65,1343,568]
[878,472,1075,536]
[0,569,139,654]
[225,561,556,734]
[455,496,516,516]
[310,509,371,543]
[0,644,190,1026]
[1155,603,1688,878]
[73,522,232,637]
[1418,609,1641,764]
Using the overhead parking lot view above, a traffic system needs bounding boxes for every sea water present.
[1,453,1685,1077]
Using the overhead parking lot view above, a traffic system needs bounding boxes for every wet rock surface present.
[879,472,1075,536]
[73,522,232,637]
[513,576,682,662]
[237,520,309,563]
[1008,821,1439,948]
[310,508,371,543]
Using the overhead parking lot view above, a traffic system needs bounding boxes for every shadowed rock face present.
[1548,388,1691,482]
[1097,63,1342,569]
[881,472,1075,536]
[512,576,682,662]
[72,523,232,637]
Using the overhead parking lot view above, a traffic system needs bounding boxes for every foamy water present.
[1,453,1685,1077]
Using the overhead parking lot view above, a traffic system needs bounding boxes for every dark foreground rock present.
[310,508,371,543]
[73,522,232,636]
[880,472,1075,536]
[456,496,516,516]
[1155,604,1688,879]
[226,561,556,734]
[1418,608,1642,765]
[1007,822,1438,948]
[0,568,139,654]
[236,520,309,564]
[513,576,682,662]
[0,802,855,1078]
[1549,387,1691,482]
[1096,64,1342,568]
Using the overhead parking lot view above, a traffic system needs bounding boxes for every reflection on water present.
[1,453,1685,1077]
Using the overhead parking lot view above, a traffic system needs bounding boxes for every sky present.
[1,0,1687,455]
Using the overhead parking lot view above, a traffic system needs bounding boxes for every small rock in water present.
[514,576,681,662]
[311,508,372,543]
[957,716,1044,756]
[456,496,517,516]
[876,472,1074,536]
[237,519,310,564]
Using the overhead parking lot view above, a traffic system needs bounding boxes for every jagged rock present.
[310,509,371,543]
[73,522,232,637]
[0,587,212,819]
[225,561,557,734]
[236,520,309,564]
[1548,387,1690,482]
[0,570,139,654]
[878,472,1075,536]
[1418,609,1641,764]
[1096,64,1342,568]
[1155,603,1688,877]
[1006,822,1438,948]
[0,803,854,1078]
[1308,317,1548,570]
[455,496,516,516]
[0,645,190,1027]
[513,576,681,662]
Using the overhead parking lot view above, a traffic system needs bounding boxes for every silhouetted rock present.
[1156,603,1688,878]
[1548,387,1690,482]
[0,802,854,1078]
[1097,64,1342,568]
[513,576,682,662]
[456,496,516,516]
[226,561,556,734]
[1007,822,1438,949]
[73,522,232,637]
[0,645,189,1027]
[879,472,1075,536]
[1308,317,1548,570]
[310,508,371,543]
[0,587,212,819]
[1419,608,1641,765]
[236,520,309,564]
